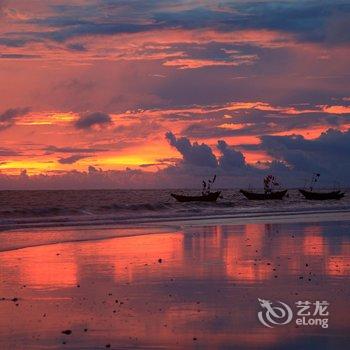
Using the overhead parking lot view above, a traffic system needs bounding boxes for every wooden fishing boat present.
[171,191,221,202]
[240,189,288,200]
[299,189,345,200]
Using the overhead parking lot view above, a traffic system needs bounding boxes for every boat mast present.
[309,173,320,191]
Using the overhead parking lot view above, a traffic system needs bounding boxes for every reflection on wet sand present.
[0,220,349,349]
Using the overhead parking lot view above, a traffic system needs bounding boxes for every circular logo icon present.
[258,298,293,328]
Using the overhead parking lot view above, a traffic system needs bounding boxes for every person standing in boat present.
[207,175,216,194]
[309,173,320,191]
[202,175,216,195]
[264,175,279,194]
[202,180,207,195]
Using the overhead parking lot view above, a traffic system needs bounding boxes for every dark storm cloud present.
[165,131,218,168]
[165,132,251,174]
[261,128,350,157]
[0,107,30,131]
[58,154,90,164]
[259,128,350,178]
[217,140,246,170]
[74,112,112,130]
[165,129,350,184]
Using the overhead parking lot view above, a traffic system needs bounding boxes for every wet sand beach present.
[0,215,349,349]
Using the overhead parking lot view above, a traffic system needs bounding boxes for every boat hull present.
[299,189,345,200]
[240,189,288,200]
[171,191,221,202]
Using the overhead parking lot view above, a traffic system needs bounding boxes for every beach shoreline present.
[0,210,349,349]
[1,206,350,233]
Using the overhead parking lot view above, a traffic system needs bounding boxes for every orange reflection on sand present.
[303,234,324,256]
[327,257,350,276]
[190,226,224,261]
[224,224,272,282]
[114,233,184,283]
[244,223,265,248]
[303,226,325,256]
[229,261,272,282]
[18,245,77,289]
[79,232,184,283]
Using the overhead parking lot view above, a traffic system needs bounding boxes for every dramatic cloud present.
[0,1,349,188]
[166,131,218,168]
[164,130,350,184]
[1,129,349,189]
[217,140,246,170]
[260,128,350,181]
[74,112,112,130]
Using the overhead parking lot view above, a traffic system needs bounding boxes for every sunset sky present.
[0,0,350,188]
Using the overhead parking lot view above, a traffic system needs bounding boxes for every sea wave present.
[0,189,349,230]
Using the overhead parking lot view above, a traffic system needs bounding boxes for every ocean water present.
[0,189,349,230]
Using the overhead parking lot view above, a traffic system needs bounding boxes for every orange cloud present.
[320,105,350,114]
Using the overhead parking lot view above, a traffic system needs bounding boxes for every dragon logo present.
[258,298,293,328]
